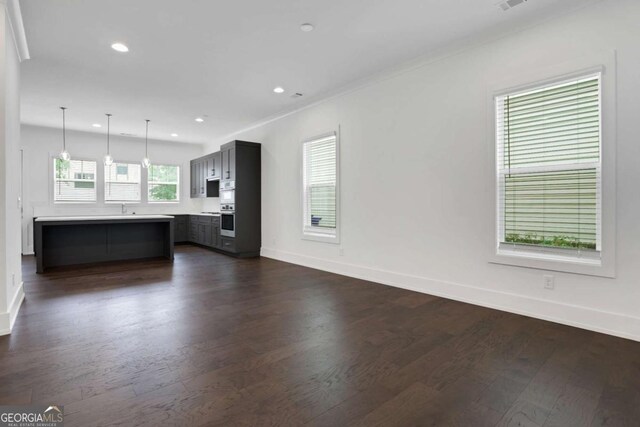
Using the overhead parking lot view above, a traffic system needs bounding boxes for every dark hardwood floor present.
[1,245,639,426]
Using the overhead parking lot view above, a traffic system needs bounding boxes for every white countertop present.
[35,215,175,222]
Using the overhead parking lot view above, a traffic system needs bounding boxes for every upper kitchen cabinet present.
[190,154,220,198]
[221,144,236,182]
[190,159,198,197]
[205,152,221,180]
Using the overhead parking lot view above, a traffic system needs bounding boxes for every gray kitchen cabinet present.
[220,237,235,253]
[205,152,221,180]
[198,161,206,197]
[188,216,199,241]
[211,217,220,248]
[212,225,220,248]
[186,215,218,248]
[190,160,197,197]
[219,140,261,257]
[221,144,236,182]
[190,159,204,199]
[191,153,221,198]
[174,215,188,243]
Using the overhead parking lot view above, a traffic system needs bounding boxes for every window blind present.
[303,134,337,236]
[53,159,97,202]
[148,165,180,202]
[496,74,601,254]
[105,162,141,202]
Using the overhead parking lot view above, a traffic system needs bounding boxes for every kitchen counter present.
[35,214,174,222]
[34,215,174,273]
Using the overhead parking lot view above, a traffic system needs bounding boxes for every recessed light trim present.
[300,23,314,32]
[111,42,129,52]
[171,133,179,137]
[92,123,102,128]
[195,117,204,123]
[273,86,285,94]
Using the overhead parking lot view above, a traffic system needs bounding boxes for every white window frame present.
[488,55,616,278]
[104,160,142,204]
[51,156,97,204]
[147,163,181,204]
[301,131,340,244]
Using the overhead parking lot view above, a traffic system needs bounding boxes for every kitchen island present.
[34,215,174,273]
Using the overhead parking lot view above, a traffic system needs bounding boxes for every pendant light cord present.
[145,119,150,157]
[60,107,67,151]
[106,113,112,154]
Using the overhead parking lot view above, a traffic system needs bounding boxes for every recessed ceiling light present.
[111,42,129,52]
[92,123,101,128]
[273,86,285,94]
[195,117,204,123]
[171,133,179,137]
[300,23,314,32]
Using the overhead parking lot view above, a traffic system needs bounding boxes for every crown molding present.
[4,0,30,62]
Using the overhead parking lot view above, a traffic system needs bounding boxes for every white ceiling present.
[20,0,592,145]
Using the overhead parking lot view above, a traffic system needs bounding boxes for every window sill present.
[53,201,97,204]
[489,246,614,278]
[302,230,340,244]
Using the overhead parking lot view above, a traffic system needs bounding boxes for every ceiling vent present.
[497,0,527,11]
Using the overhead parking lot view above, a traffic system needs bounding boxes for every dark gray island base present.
[34,215,174,273]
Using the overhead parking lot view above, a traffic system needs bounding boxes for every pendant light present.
[141,119,151,168]
[59,107,71,161]
[103,113,113,166]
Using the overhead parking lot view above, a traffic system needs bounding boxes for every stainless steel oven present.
[220,210,235,237]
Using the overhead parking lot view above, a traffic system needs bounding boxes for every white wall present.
[0,3,24,335]
[205,0,640,340]
[21,125,208,254]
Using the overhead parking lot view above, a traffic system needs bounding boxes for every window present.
[302,133,338,242]
[104,162,141,202]
[53,158,97,202]
[148,164,180,202]
[496,74,601,262]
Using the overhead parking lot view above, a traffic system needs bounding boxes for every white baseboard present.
[0,281,25,336]
[261,247,640,342]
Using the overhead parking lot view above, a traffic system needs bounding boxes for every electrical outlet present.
[543,275,555,290]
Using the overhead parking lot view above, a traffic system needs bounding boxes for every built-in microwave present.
[220,212,235,237]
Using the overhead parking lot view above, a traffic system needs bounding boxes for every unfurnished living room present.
[0,0,638,426]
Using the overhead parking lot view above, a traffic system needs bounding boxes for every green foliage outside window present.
[149,165,179,202]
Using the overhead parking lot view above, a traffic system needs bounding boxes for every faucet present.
[121,203,127,214]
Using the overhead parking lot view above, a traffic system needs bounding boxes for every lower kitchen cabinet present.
[185,215,221,249]
[219,237,235,253]
[174,215,189,243]
[188,217,199,242]
[212,226,220,249]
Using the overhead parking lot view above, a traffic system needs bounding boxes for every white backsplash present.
[201,197,221,213]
